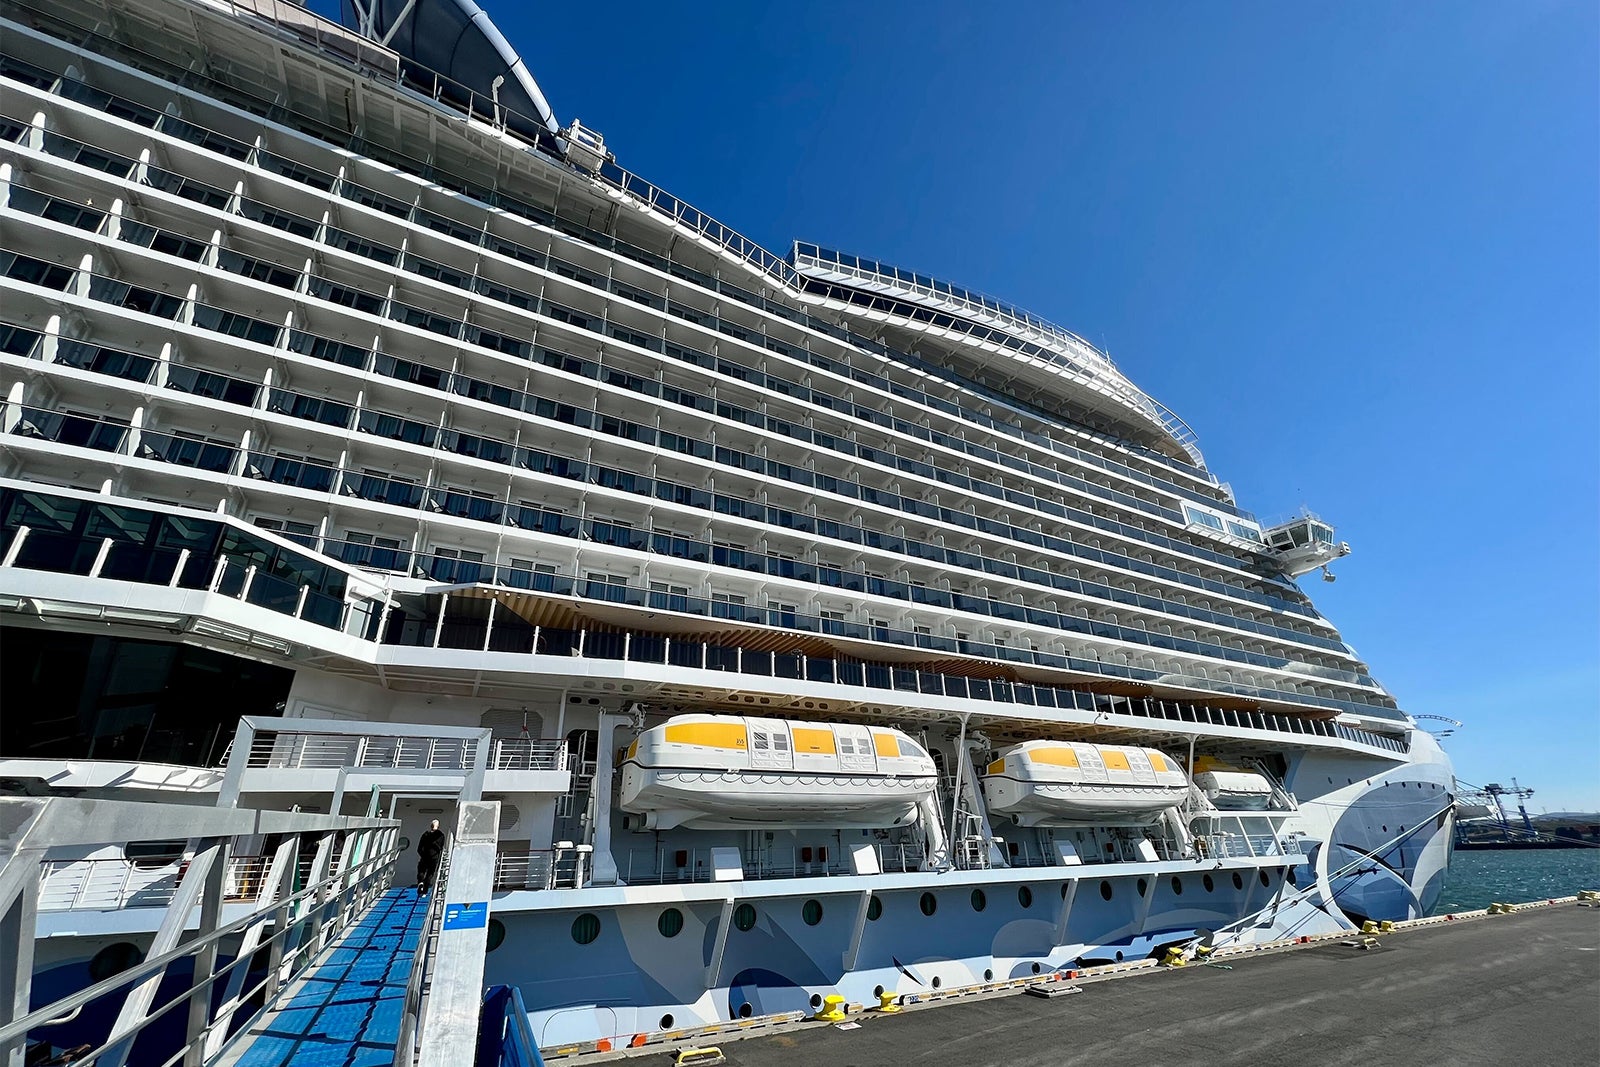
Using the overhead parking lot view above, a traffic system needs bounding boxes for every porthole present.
[1171,877,1183,896]
[931,976,942,989]
[867,895,883,921]
[486,918,506,952]
[1259,870,1270,887]
[1100,880,1113,901]
[809,993,823,1009]
[571,913,601,945]
[658,908,684,938]
[1232,872,1244,891]
[659,1014,675,1030]
[89,942,144,982]
[1031,962,1042,975]
[919,892,938,917]
[1203,874,1215,893]
[874,984,886,998]
[738,1002,752,1019]
[1136,878,1148,898]
[1017,885,1033,909]
[734,903,758,931]
[1115,951,1125,962]
[970,889,987,912]
[982,970,993,982]
[802,899,824,926]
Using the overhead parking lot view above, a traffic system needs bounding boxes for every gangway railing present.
[395,837,451,1064]
[475,986,544,1067]
[0,796,399,1067]
[414,801,501,1067]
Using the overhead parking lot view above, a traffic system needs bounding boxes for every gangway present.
[0,795,501,1067]
[215,888,434,1067]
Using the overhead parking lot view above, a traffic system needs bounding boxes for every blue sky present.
[402,3,1597,808]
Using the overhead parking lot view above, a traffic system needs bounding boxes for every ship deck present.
[649,902,1599,1067]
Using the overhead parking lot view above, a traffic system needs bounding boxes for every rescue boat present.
[1192,761,1277,810]
[619,714,938,830]
[982,740,1190,826]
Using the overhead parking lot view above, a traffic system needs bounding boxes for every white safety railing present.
[37,854,317,912]
[489,738,568,772]
[244,731,482,770]
[0,796,399,1067]
[493,848,586,891]
[607,842,931,886]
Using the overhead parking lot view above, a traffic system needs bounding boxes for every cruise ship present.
[0,0,1456,1054]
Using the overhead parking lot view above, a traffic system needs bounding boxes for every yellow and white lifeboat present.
[619,714,938,830]
[982,741,1189,826]
[1192,759,1276,810]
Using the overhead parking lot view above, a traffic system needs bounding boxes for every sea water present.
[1431,848,1600,913]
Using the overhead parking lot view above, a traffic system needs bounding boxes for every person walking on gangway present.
[416,819,445,894]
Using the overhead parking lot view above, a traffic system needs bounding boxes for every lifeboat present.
[982,741,1189,826]
[619,715,938,830]
[1192,760,1276,810]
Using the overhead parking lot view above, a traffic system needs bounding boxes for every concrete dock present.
[658,904,1599,1067]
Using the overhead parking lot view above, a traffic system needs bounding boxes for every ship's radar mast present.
[1262,511,1351,581]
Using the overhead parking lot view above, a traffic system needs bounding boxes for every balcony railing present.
[1,34,1228,498]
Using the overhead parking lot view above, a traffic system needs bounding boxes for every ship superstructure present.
[0,0,1454,1053]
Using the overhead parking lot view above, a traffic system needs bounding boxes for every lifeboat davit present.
[1192,764,1276,810]
[982,741,1189,826]
[619,715,938,830]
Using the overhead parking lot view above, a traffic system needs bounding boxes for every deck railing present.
[0,796,399,1067]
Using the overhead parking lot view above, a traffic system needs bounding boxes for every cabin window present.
[734,903,758,931]
[1171,877,1184,896]
[124,840,185,870]
[867,895,883,921]
[1203,874,1215,893]
[89,943,144,982]
[802,899,824,926]
[658,908,684,938]
[1100,881,1113,901]
[970,889,987,912]
[571,914,601,945]
[919,892,938,916]
[1232,872,1244,891]
[1136,878,1148,898]
[486,919,506,951]
[1017,885,1033,909]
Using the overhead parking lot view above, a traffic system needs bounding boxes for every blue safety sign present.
[442,901,489,930]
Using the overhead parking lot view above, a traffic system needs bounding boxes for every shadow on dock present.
[675,904,1599,1067]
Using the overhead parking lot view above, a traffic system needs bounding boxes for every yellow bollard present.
[875,990,901,1013]
[817,994,848,1022]
[1161,946,1187,967]
[1360,920,1380,935]
[1378,920,1396,933]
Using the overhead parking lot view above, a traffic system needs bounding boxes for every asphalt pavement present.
[664,905,1600,1067]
